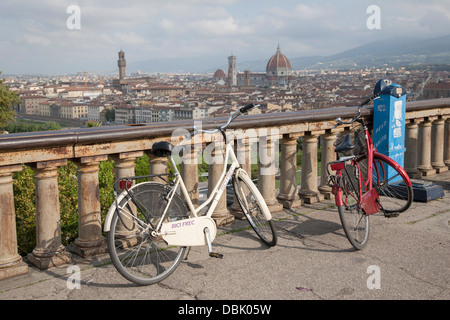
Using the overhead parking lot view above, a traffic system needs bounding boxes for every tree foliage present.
[0,71,18,128]
[3,120,61,133]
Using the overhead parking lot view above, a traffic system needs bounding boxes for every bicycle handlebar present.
[333,93,381,128]
[239,103,257,113]
[185,103,260,139]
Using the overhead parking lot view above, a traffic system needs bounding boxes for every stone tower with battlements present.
[118,50,126,80]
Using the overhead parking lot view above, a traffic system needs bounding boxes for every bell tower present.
[227,55,237,88]
[118,50,126,80]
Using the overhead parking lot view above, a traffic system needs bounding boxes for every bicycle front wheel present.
[233,171,277,247]
[107,182,189,286]
[338,162,370,250]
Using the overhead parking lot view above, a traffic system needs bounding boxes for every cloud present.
[189,16,253,36]
[113,32,147,45]
[0,0,449,74]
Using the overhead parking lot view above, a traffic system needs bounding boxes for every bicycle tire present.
[338,162,370,250]
[107,182,189,286]
[356,153,413,215]
[232,171,277,247]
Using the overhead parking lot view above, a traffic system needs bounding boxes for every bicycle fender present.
[333,186,343,206]
[103,190,128,232]
[374,152,412,186]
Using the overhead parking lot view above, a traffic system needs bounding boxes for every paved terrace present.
[0,171,448,301]
[0,98,449,300]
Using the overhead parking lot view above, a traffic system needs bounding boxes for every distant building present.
[118,50,126,80]
[423,82,450,99]
[213,69,227,82]
[266,44,294,86]
[115,105,136,124]
[87,103,105,122]
[135,106,153,124]
[237,71,267,87]
[131,85,185,97]
[46,101,88,119]
[112,50,158,91]
[228,55,237,88]
[19,95,47,114]
[221,44,294,88]
[173,106,209,121]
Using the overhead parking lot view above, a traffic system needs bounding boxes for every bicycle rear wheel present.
[338,162,370,250]
[356,153,413,215]
[107,182,189,286]
[232,171,277,247]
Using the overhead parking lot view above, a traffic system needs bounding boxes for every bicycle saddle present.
[152,141,174,157]
[335,134,354,153]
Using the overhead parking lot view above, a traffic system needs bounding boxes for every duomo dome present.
[266,44,293,85]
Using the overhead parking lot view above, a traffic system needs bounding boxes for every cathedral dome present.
[213,69,226,80]
[266,44,292,77]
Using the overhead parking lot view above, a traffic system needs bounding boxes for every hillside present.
[129,35,450,73]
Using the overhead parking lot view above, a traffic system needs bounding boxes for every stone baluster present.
[230,136,252,219]
[28,160,72,269]
[258,131,283,213]
[404,120,421,179]
[277,134,302,208]
[207,140,234,225]
[110,152,143,242]
[0,165,28,280]
[69,155,108,258]
[299,132,324,204]
[431,117,448,174]
[445,118,450,169]
[318,131,337,199]
[180,145,200,209]
[147,151,168,182]
[112,151,143,190]
[417,118,436,176]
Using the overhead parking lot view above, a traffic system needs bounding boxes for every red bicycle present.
[326,93,413,250]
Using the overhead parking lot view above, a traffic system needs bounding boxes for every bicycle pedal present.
[385,213,399,218]
[209,252,224,259]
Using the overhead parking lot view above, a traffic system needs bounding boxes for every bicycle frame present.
[329,120,379,214]
[169,141,239,220]
[104,105,273,248]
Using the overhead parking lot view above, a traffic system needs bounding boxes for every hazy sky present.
[1,0,449,74]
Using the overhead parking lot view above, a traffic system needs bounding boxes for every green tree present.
[86,120,102,127]
[105,109,115,122]
[0,71,18,128]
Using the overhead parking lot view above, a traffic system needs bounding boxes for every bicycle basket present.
[334,127,366,157]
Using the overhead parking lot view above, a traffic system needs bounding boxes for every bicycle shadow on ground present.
[270,207,357,253]
[213,206,356,254]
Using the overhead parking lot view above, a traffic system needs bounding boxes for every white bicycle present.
[103,104,277,285]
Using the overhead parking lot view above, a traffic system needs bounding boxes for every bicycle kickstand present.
[204,227,223,259]
[377,199,399,218]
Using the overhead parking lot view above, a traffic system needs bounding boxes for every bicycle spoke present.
[108,183,188,286]
[233,173,277,247]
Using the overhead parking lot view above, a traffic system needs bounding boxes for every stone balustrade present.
[0,98,449,280]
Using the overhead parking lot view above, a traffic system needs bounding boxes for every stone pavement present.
[0,172,448,302]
